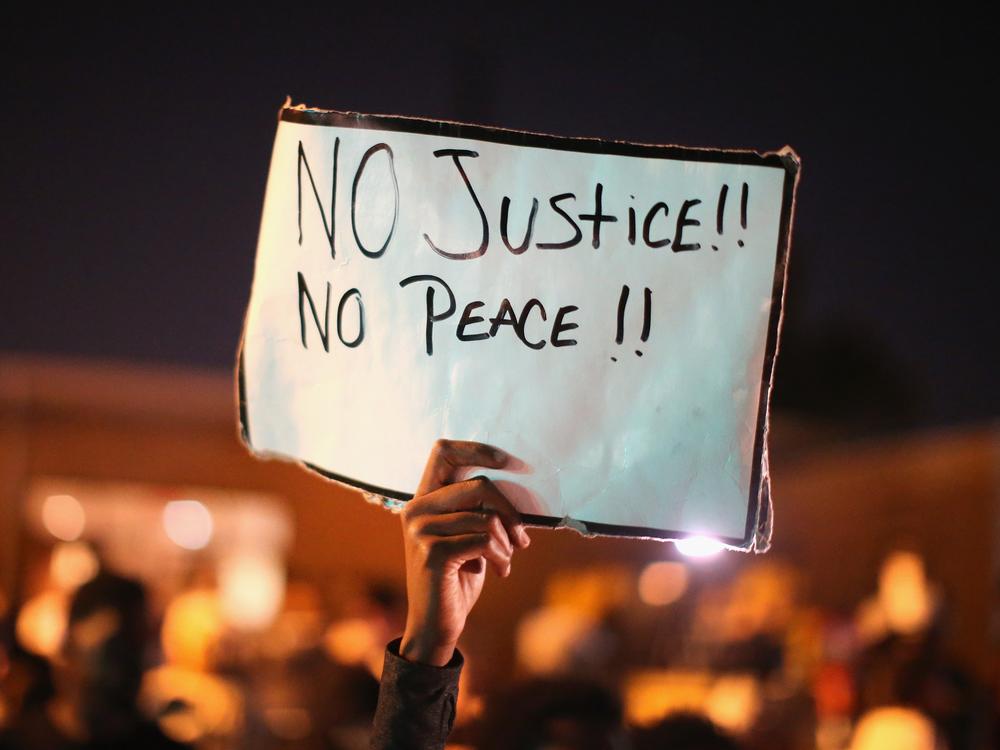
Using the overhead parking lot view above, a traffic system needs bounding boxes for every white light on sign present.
[163,500,214,550]
[674,536,725,558]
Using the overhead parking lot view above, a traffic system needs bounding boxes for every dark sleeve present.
[370,637,463,750]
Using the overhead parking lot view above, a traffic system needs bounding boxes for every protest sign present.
[239,103,799,550]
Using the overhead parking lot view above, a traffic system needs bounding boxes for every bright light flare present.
[674,536,725,558]
[163,500,214,550]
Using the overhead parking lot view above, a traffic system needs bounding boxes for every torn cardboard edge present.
[279,97,795,170]
[236,101,800,553]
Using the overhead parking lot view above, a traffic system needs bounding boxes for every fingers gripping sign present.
[399,440,530,666]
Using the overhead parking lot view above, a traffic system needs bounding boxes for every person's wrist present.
[399,625,457,667]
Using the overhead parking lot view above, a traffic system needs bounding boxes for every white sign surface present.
[240,106,798,549]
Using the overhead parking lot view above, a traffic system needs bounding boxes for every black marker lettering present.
[399,274,456,355]
[672,199,702,252]
[351,143,398,259]
[500,197,539,255]
[628,195,637,246]
[517,299,547,350]
[740,182,749,230]
[716,183,728,235]
[422,150,488,260]
[336,288,365,348]
[297,139,338,258]
[641,287,652,342]
[488,298,519,337]
[536,193,582,250]
[615,285,629,345]
[643,202,670,248]
[457,301,490,342]
[551,305,579,347]
[578,183,618,249]
[297,272,331,352]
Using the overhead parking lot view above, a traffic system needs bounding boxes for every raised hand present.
[398,439,531,666]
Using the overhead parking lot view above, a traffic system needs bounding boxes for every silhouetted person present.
[0,572,188,750]
[856,628,990,750]
[475,677,625,750]
[632,712,741,750]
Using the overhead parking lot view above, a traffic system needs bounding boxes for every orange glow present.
[624,670,712,727]
[49,541,99,590]
[218,552,285,631]
[813,663,854,718]
[142,665,243,742]
[849,707,935,750]
[637,561,688,606]
[878,551,932,635]
[721,562,798,639]
[704,675,761,734]
[324,617,379,668]
[161,589,223,671]
[516,605,596,675]
[15,590,68,658]
[545,565,631,618]
[159,712,203,744]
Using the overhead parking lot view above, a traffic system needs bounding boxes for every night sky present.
[2,6,994,430]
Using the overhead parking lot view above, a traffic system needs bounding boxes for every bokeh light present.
[15,590,68,658]
[849,707,935,750]
[41,493,86,541]
[516,605,596,675]
[161,589,223,671]
[878,550,932,635]
[49,541,99,590]
[624,670,711,727]
[704,674,762,734]
[218,552,285,631]
[324,617,379,667]
[637,561,688,606]
[163,500,214,550]
[142,664,243,744]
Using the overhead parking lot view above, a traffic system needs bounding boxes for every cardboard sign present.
[239,104,799,550]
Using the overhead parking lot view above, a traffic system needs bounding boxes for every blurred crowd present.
[2,517,996,750]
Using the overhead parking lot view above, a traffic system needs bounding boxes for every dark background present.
[2,6,994,433]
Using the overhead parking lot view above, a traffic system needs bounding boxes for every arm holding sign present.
[371,440,530,750]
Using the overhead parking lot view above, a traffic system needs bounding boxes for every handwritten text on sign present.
[240,108,797,547]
